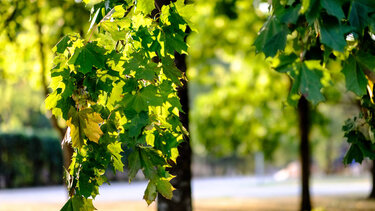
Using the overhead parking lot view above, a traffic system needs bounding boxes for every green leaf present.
[128,148,141,181]
[162,56,183,86]
[356,50,375,71]
[107,141,124,172]
[79,173,99,198]
[299,61,325,105]
[136,0,155,15]
[254,16,288,58]
[124,111,149,137]
[55,36,71,54]
[349,1,372,32]
[156,179,174,199]
[342,56,367,96]
[343,143,363,164]
[143,181,157,205]
[123,85,163,113]
[68,42,106,74]
[160,25,188,55]
[274,53,298,73]
[305,0,321,24]
[140,147,166,179]
[279,5,301,25]
[61,196,96,211]
[320,0,345,20]
[319,21,347,52]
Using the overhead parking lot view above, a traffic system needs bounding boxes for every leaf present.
[162,56,183,86]
[279,4,301,25]
[55,36,71,54]
[156,178,174,199]
[254,15,288,58]
[68,42,106,74]
[79,173,99,198]
[124,111,149,137]
[60,196,96,211]
[107,141,124,172]
[299,61,325,105]
[136,0,155,15]
[66,109,83,149]
[79,108,104,144]
[88,8,100,33]
[319,21,347,52]
[343,143,363,164]
[143,181,157,205]
[274,53,298,73]
[342,56,367,96]
[140,147,166,179]
[67,108,104,149]
[349,1,371,32]
[128,148,141,181]
[160,25,188,55]
[320,0,345,20]
[305,0,321,24]
[356,50,375,71]
[123,85,163,113]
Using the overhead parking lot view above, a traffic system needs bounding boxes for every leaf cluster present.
[45,0,191,209]
[255,0,375,165]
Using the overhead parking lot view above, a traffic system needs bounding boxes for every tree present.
[0,0,89,170]
[153,1,193,210]
[45,0,193,210]
[254,0,375,210]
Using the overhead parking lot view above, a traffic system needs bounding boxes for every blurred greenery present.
[0,0,366,187]
[0,133,62,188]
[0,0,89,134]
[187,0,360,174]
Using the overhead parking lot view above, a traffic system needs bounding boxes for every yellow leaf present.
[66,108,83,149]
[80,108,104,144]
[66,108,104,149]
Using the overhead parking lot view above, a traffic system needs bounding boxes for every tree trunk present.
[298,96,312,211]
[369,160,375,199]
[157,52,192,211]
[153,1,192,210]
[35,1,73,171]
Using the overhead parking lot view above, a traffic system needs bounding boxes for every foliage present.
[45,0,192,209]
[254,0,375,164]
[0,134,62,188]
[188,0,300,163]
[0,0,89,132]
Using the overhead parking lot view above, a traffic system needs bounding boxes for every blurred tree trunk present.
[298,96,312,211]
[35,1,73,171]
[369,161,375,198]
[154,1,192,211]
[325,139,333,175]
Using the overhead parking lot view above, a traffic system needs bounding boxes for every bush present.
[0,134,63,188]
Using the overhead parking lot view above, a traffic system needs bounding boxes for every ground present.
[0,176,374,211]
[1,196,375,211]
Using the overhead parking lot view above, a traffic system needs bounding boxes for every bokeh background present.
[0,0,374,211]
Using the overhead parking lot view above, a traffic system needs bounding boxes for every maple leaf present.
[66,108,104,149]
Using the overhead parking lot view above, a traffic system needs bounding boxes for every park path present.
[0,175,371,204]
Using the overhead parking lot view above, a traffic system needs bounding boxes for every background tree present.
[254,0,375,210]
[0,0,89,169]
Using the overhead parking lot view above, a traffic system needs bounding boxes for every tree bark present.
[153,1,192,210]
[298,96,312,211]
[369,160,375,199]
[157,53,192,211]
[35,1,73,171]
